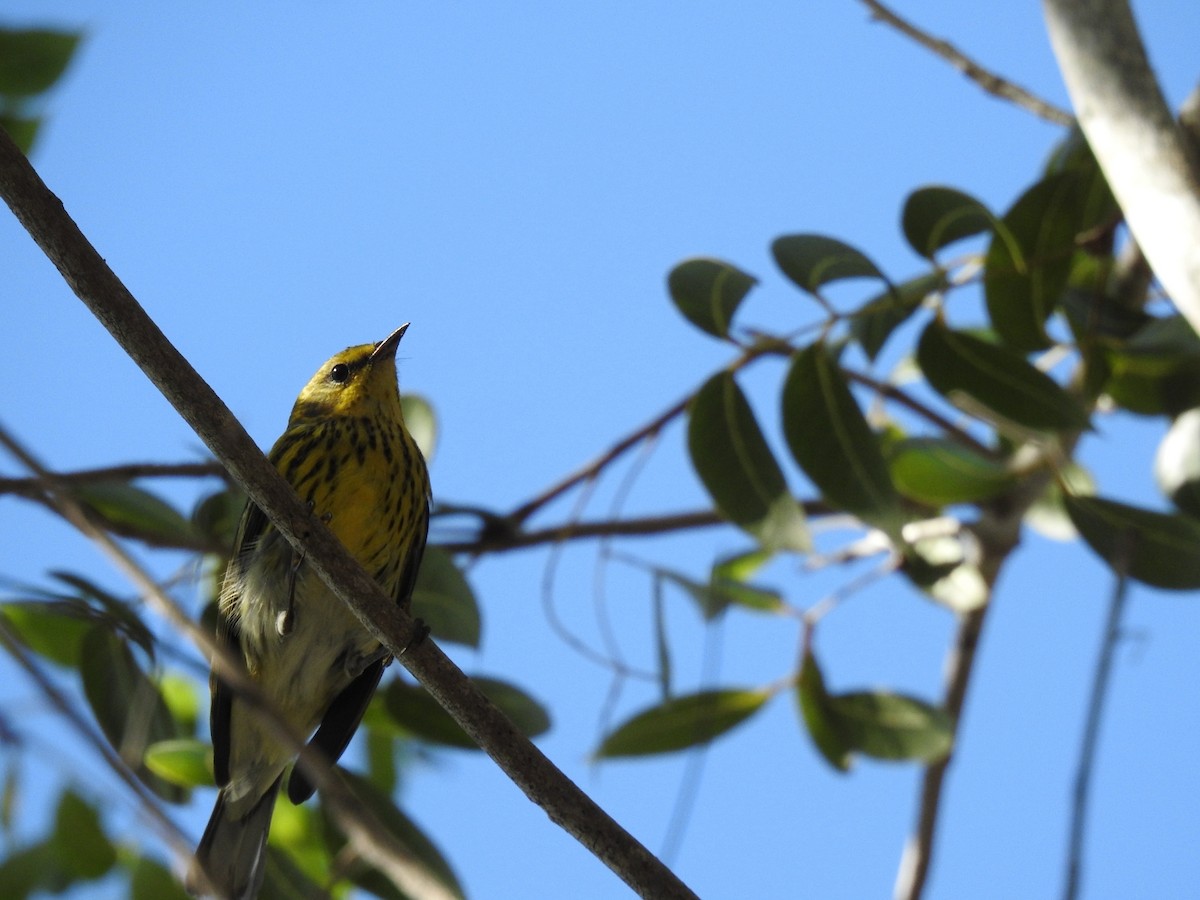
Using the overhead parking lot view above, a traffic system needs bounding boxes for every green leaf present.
[901,186,996,259]
[192,487,244,552]
[71,481,201,548]
[595,688,770,758]
[0,29,81,97]
[0,600,93,667]
[667,257,758,339]
[849,271,945,361]
[51,570,156,657]
[129,857,190,900]
[144,739,212,788]
[984,167,1115,351]
[917,320,1090,432]
[384,676,549,749]
[796,648,851,771]
[888,438,1014,505]
[825,691,953,763]
[80,627,183,801]
[52,791,116,880]
[688,372,810,552]
[1100,316,1200,417]
[401,393,438,461]
[772,233,892,298]
[411,547,481,647]
[797,647,953,769]
[1065,494,1200,590]
[781,342,902,529]
[158,672,201,736]
[0,841,62,898]
[0,114,39,155]
[324,769,465,899]
[657,564,784,621]
[259,844,329,900]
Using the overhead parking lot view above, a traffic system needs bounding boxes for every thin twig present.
[843,367,995,457]
[0,461,226,496]
[0,128,697,900]
[506,336,791,527]
[857,0,1074,126]
[1063,536,1131,900]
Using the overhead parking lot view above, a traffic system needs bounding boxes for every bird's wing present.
[209,497,269,788]
[286,497,430,805]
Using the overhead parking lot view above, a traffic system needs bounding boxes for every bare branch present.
[0,128,697,900]
[857,0,1074,126]
[440,503,831,555]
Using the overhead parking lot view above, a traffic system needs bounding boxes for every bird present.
[189,324,430,899]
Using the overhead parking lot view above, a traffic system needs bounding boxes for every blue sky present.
[3,2,1200,898]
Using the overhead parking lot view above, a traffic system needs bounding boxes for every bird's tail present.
[188,775,282,899]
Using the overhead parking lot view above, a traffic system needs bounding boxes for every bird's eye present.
[329,363,350,384]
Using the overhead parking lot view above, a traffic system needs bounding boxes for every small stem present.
[1063,537,1131,900]
[843,367,995,457]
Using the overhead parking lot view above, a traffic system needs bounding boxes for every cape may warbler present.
[190,324,430,899]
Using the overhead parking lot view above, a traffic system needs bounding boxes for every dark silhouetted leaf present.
[902,186,996,259]
[850,271,946,361]
[825,691,953,763]
[917,320,1090,432]
[0,114,39,154]
[772,234,892,299]
[51,570,156,657]
[324,769,464,899]
[385,676,549,749]
[72,481,201,548]
[52,791,115,880]
[0,600,93,667]
[595,688,770,758]
[1100,316,1200,417]
[656,562,784,621]
[796,647,851,771]
[1065,494,1200,589]
[0,29,81,97]
[888,438,1014,505]
[782,342,902,530]
[412,547,480,647]
[668,257,758,338]
[130,857,190,900]
[688,372,809,552]
[798,647,952,769]
[80,627,183,801]
[984,165,1116,351]
[192,488,245,552]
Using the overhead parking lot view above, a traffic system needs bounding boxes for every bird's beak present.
[370,322,410,362]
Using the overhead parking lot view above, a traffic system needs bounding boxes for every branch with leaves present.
[0,127,699,900]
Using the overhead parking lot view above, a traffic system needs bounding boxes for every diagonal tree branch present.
[857,0,1074,126]
[0,127,697,900]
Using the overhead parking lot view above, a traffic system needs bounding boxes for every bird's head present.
[289,324,409,423]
